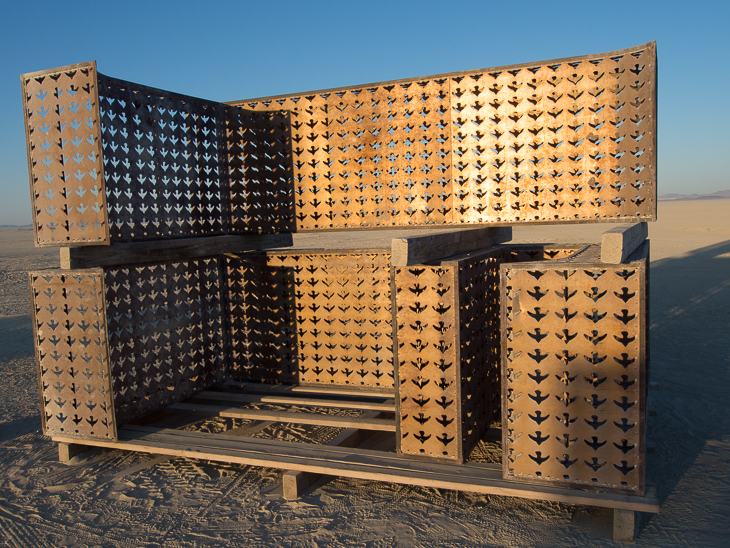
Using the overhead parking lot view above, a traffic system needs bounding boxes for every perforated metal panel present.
[226,251,394,389]
[233,42,656,230]
[394,248,504,463]
[224,108,295,234]
[23,43,656,247]
[22,67,297,247]
[22,46,653,497]
[105,258,227,423]
[456,249,502,454]
[98,76,229,242]
[30,259,227,436]
[30,270,116,440]
[22,62,108,246]
[395,264,460,460]
[501,243,647,494]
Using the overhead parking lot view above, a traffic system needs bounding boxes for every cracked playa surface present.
[1,199,729,547]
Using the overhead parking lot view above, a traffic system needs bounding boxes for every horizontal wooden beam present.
[59,233,293,269]
[224,381,394,399]
[601,223,648,264]
[53,427,659,513]
[168,403,396,431]
[193,390,396,412]
[391,227,511,266]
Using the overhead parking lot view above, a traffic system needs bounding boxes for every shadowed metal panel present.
[30,260,228,434]
[224,107,296,234]
[501,243,647,494]
[104,258,227,423]
[97,76,230,242]
[455,249,502,456]
[22,66,297,247]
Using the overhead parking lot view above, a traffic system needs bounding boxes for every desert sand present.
[0,199,728,547]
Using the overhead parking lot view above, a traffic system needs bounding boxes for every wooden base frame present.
[51,381,657,542]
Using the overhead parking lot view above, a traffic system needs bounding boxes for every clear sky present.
[1,0,728,226]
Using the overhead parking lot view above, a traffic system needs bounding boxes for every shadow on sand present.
[645,239,730,505]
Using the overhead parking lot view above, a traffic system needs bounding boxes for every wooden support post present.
[282,413,382,500]
[59,233,293,269]
[601,223,648,264]
[391,227,511,266]
[58,442,90,463]
[613,508,637,542]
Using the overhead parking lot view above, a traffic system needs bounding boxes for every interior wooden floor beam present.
[224,381,394,399]
[167,402,396,431]
[193,390,395,412]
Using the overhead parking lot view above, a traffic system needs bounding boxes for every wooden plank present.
[283,412,383,500]
[600,222,648,264]
[53,427,659,512]
[167,403,396,431]
[193,391,396,412]
[391,227,511,266]
[225,381,394,399]
[613,509,637,541]
[59,233,293,269]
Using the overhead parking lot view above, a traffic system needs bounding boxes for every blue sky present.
[1,0,728,226]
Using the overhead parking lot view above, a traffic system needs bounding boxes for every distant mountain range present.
[1,190,727,229]
[658,190,730,201]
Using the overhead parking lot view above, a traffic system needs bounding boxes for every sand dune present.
[0,200,728,546]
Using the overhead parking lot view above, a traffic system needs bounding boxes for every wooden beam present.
[600,223,648,264]
[193,390,395,412]
[167,403,396,431]
[224,381,394,399]
[391,227,511,266]
[283,412,383,500]
[59,233,293,269]
[613,509,637,542]
[53,427,659,513]
[58,442,90,463]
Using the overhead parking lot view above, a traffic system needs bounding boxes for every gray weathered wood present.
[391,227,511,266]
[613,508,637,542]
[58,442,90,463]
[283,469,319,500]
[59,234,293,269]
[601,223,648,264]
